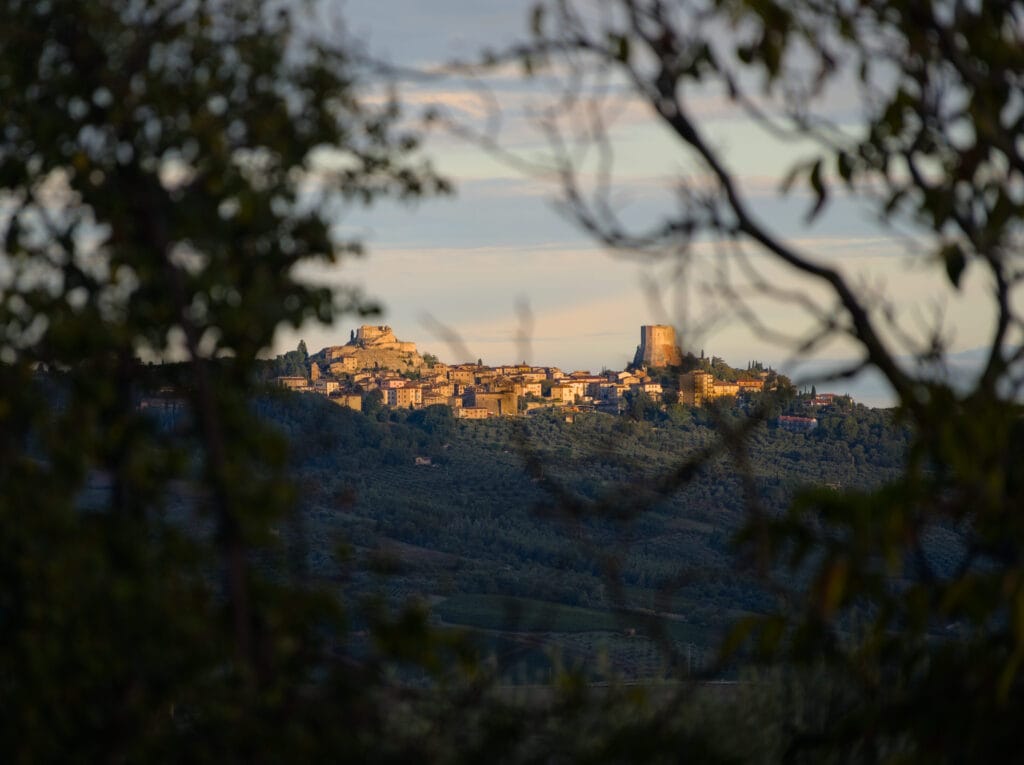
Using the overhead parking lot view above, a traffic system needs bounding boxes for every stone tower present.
[632,324,683,368]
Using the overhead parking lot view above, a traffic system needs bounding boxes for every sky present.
[275,1,1005,407]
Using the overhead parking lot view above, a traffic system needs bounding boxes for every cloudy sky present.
[276,1,1002,406]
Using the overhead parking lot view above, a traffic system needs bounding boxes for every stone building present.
[313,379,339,395]
[737,379,767,394]
[549,384,577,404]
[638,381,663,396]
[353,325,418,353]
[465,390,518,416]
[273,376,308,391]
[712,381,739,398]
[679,370,714,406]
[386,386,423,409]
[329,357,359,374]
[421,391,450,407]
[449,367,477,385]
[456,407,491,419]
[330,394,362,411]
[680,371,756,406]
[632,325,684,368]
[320,325,424,372]
[513,381,543,398]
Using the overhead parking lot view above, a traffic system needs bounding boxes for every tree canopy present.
[0,0,453,758]
[3,0,1024,760]
[507,0,1024,758]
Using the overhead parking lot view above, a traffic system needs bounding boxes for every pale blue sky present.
[277,1,1005,406]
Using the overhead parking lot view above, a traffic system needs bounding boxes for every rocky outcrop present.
[320,325,424,371]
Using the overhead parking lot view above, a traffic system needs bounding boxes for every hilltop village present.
[269,324,834,428]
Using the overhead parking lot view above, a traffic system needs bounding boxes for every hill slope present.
[255,395,915,678]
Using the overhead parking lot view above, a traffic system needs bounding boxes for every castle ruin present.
[632,325,683,369]
[352,325,418,354]
[322,325,424,370]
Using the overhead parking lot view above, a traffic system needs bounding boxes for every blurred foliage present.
[520,0,1024,759]
[5,0,1024,761]
[0,0,466,759]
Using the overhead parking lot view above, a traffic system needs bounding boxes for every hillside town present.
[270,324,844,425]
